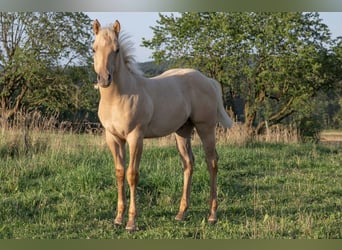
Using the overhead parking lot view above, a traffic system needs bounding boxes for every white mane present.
[117,33,143,77]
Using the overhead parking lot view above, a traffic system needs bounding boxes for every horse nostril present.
[96,74,111,86]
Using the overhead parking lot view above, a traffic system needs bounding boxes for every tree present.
[0,12,93,129]
[315,37,342,130]
[143,12,337,136]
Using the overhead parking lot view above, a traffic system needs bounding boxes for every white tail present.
[218,104,233,128]
[213,80,233,128]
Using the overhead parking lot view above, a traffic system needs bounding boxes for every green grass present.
[0,131,341,239]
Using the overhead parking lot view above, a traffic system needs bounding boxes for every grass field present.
[0,131,341,239]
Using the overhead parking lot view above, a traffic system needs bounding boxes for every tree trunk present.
[244,102,256,139]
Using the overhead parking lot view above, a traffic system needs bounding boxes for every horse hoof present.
[208,217,217,225]
[114,222,123,228]
[125,221,137,232]
[125,225,137,232]
[114,218,123,227]
[175,213,185,221]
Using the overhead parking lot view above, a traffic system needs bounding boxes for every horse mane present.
[117,32,143,77]
[98,26,143,77]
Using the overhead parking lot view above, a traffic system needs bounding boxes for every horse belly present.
[144,119,185,138]
[144,98,190,138]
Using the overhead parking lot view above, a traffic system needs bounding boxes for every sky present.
[87,12,341,63]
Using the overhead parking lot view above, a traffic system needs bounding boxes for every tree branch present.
[5,84,28,119]
[255,96,296,134]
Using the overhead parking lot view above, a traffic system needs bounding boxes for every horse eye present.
[92,48,96,53]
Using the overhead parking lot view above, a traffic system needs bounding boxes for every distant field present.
[320,131,342,141]
[320,131,342,147]
[0,131,341,239]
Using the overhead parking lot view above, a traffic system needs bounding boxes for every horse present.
[92,19,233,231]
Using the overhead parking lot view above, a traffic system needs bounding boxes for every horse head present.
[92,19,121,88]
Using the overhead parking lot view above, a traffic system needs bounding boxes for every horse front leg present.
[125,131,144,231]
[105,131,126,226]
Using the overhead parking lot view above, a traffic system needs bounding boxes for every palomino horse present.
[92,19,233,231]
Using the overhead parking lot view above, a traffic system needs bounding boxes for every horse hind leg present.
[196,124,219,224]
[174,121,194,221]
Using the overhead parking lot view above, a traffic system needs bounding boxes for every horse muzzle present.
[97,73,112,88]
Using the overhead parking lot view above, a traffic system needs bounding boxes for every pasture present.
[0,130,341,239]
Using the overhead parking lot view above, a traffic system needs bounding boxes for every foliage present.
[0,12,94,127]
[0,131,341,239]
[142,12,340,136]
[139,61,169,78]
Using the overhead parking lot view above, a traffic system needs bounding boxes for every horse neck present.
[99,52,139,101]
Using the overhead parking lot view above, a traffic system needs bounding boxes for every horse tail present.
[212,80,233,128]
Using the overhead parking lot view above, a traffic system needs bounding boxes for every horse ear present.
[113,20,121,36]
[93,19,101,35]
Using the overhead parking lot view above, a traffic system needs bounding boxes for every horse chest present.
[98,98,149,138]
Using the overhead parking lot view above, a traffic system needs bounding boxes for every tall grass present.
[1,109,301,150]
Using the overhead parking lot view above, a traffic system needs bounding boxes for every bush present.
[298,115,323,143]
